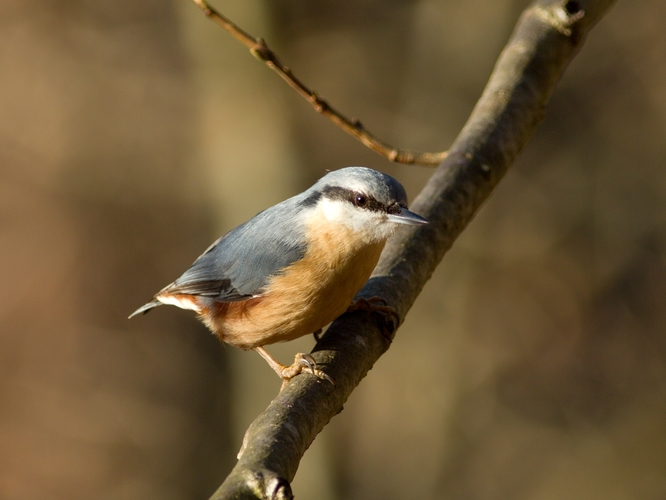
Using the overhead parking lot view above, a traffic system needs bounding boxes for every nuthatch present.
[130,166,427,387]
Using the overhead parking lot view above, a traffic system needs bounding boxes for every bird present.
[129,166,427,388]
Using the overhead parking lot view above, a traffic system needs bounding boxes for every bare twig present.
[190,0,448,166]
[207,0,616,498]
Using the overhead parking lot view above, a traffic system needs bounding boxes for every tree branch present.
[190,0,448,166]
[209,0,616,498]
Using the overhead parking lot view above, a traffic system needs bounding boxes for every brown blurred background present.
[1,0,665,499]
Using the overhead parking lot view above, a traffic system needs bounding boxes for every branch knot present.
[244,469,293,500]
[532,3,585,36]
[250,38,272,61]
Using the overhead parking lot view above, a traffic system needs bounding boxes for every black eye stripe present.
[322,186,386,213]
[363,197,385,212]
[386,203,402,215]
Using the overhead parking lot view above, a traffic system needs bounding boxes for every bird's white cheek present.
[318,198,395,242]
[320,198,347,223]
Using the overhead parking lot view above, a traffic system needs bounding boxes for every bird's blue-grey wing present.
[162,198,309,302]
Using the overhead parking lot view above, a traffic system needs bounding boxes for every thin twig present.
[206,0,616,498]
[190,0,448,167]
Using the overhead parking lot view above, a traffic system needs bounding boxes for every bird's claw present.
[279,352,334,390]
[295,353,335,385]
[347,297,401,339]
[297,352,317,372]
[296,353,335,385]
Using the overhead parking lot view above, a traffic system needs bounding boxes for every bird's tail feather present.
[128,300,162,319]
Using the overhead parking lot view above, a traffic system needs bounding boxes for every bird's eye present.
[354,193,367,206]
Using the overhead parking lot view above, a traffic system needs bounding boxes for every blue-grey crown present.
[313,166,408,207]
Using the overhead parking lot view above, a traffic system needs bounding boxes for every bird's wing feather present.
[163,198,309,302]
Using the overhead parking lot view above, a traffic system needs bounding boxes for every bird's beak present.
[387,207,428,225]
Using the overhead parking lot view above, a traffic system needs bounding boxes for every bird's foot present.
[347,297,401,341]
[347,297,400,326]
[253,346,334,391]
[278,353,334,391]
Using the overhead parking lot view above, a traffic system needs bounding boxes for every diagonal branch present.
[209,0,616,498]
[190,0,448,166]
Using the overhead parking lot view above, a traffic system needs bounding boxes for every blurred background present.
[1,0,665,498]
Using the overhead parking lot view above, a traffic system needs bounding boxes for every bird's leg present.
[253,346,334,391]
[312,328,322,342]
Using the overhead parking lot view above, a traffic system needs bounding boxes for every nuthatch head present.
[130,166,427,387]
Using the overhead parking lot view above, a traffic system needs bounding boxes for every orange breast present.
[202,211,386,349]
